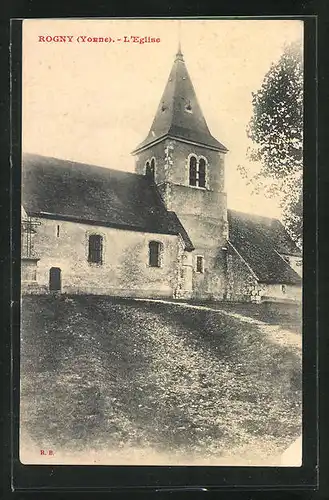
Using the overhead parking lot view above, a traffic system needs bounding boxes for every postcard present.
[20,18,303,466]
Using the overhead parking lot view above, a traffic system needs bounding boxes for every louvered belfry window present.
[88,234,103,264]
[198,158,206,188]
[189,156,197,186]
[149,241,161,267]
[150,158,155,180]
[189,156,206,187]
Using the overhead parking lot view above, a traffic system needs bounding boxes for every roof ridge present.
[228,208,280,223]
[273,248,302,279]
[228,210,302,284]
[22,153,145,179]
[22,154,194,250]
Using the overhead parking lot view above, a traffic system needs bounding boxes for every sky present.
[22,19,303,218]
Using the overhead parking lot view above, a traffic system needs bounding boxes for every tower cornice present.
[131,133,228,156]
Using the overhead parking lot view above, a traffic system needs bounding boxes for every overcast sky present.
[22,19,303,218]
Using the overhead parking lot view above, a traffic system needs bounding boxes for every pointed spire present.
[175,41,184,61]
[175,20,184,61]
[132,36,228,155]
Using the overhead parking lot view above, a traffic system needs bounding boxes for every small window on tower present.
[196,256,204,273]
[189,156,197,186]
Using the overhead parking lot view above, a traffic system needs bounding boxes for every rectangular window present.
[88,234,103,264]
[149,241,162,267]
[196,256,204,273]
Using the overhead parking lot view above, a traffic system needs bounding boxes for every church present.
[21,45,302,303]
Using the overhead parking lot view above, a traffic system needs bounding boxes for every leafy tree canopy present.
[238,40,303,246]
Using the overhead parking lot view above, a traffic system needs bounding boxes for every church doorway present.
[49,267,61,292]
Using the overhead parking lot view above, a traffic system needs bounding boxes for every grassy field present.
[20,295,302,464]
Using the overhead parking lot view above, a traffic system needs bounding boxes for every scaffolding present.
[21,216,40,258]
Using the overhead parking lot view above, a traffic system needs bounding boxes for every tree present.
[238,40,303,246]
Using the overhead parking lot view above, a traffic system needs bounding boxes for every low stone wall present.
[260,283,302,303]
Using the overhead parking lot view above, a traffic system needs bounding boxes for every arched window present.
[88,234,103,264]
[189,156,207,188]
[149,241,162,267]
[189,156,197,186]
[145,161,150,175]
[198,158,206,188]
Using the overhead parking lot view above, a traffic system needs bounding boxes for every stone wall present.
[29,217,182,297]
[21,257,38,282]
[174,246,193,300]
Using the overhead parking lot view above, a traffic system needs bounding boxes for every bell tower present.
[132,45,229,299]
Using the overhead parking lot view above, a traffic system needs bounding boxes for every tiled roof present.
[228,210,302,285]
[22,154,301,282]
[22,153,194,251]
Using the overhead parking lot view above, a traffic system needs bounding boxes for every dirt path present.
[134,298,302,351]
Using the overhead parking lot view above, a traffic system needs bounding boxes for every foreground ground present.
[20,295,302,465]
